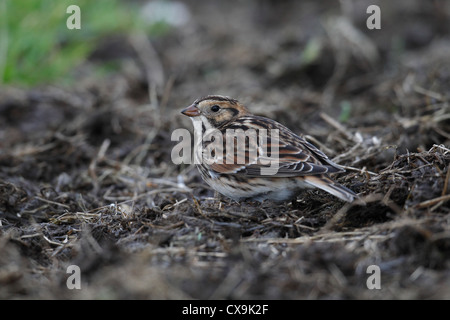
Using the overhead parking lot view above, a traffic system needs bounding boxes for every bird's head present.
[181,95,249,128]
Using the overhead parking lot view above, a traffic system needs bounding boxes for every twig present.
[340,165,376,178]
[414,194,450,209]
[320,202,353,233]
[42,234,65,246]
[12,142,58,157]
[89,138,111,192]
[443,165,450,197]
[128,33,166,166]
[129,32,165,90]
[192,197,207,219]
[35,196,70,209]
[331,142,362,164]
[413,85,446,102]
[241,230,390,245]
[304,135,335,156]
[320,112,356,142]
[431,144,450,155]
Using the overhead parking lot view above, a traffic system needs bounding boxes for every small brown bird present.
[181,95,357,202]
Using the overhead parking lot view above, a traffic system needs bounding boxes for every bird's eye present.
[211,105,220,112]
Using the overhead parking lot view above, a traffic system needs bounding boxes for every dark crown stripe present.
[195,95,238,105]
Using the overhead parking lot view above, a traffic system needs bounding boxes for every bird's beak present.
[181,104,200,117]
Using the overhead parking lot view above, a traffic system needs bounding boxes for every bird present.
[181,95,357,202]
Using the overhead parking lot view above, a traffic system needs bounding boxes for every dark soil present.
[1,0,450,299]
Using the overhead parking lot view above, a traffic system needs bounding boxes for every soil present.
[1,0,450,299]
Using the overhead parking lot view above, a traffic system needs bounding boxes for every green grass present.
[0,0,163,86]
[339,100,352,123]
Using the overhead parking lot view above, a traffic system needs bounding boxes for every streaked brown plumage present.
[181,95,357,202]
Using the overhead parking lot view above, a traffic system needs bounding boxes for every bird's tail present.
[304,175,357,202]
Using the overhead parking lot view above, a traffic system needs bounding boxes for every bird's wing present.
[206,116,345,177]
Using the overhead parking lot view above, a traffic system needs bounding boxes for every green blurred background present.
[0,0,171,86]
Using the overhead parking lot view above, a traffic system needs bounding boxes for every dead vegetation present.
[1,0,450,299]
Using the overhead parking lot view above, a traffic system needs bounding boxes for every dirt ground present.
[1,0,450,299]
